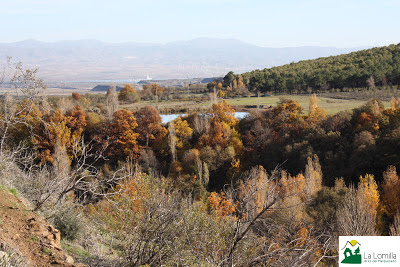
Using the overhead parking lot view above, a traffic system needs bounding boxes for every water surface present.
[161,112,249,123]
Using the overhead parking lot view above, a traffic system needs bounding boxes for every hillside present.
[0,187,86,266]
[0,38,365,81]
[239,43,400,93]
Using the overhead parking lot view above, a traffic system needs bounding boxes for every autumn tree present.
[109,109,140,159]
[207,191,236,218]
[169,117,193,159]
[7,100,43,149]
[357,174,380,215]
[304,155,323,198]
[33,105,87,163]
[134,106,166,148]
[200,100,242,152]
[0,58,46,154]
[266,98,305,136]
[210,100,238,127]
[65,105,87,143]
[353,100,383,131]
[71,92,82,101]
[143,83,164,100]
[237,75,244,88]
[308,94,326,122]
[196,101,243,188]
[382,166,400,217]
[118,84,139,103]
[238,165,274,217]
[337,185,379,236]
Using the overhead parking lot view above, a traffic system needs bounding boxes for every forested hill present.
[240,43,400,94]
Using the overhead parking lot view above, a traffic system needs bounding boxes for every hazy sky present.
[0,0,398,47]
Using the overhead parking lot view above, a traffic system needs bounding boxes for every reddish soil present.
[0,188,87,266]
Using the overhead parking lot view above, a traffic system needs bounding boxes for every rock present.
[64,254,74,264]
[36,225,61,250]
[50,241,62,251]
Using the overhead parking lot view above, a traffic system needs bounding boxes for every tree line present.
[221,43,400,94]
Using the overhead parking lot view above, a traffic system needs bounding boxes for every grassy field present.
[223,95,390,115]
[121,94,390,115]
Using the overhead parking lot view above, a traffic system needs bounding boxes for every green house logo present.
[341,240,362,264]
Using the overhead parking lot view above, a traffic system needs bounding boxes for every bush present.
[53,208,82,241]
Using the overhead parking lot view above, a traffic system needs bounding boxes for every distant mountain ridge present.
[0,38,368,82]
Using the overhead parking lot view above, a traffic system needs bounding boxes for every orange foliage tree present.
[198,100,243,153]
[134,106,166,148]
[109,109,140,159]
[382,166,400,217]
[34,105,86,163]
[207,191,236,219]
[71,92,82,101]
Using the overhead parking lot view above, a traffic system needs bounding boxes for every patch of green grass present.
[41,247,52,255]
[0,184,20,197]
[8,188,19,197]
[26,235,39,243]
[61,241,90,258]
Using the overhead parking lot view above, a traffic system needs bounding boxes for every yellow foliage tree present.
[171,117,193,153]
[308,94,326,122]
[237,75,244,88]
[357,174,380,215]
[211,100,238,127]
[217,89,225,98]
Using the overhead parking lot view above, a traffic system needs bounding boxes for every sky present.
[0,0,399,48]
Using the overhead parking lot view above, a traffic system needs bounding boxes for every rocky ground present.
[0,188,87,266]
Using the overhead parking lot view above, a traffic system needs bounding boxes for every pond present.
[160,112,249,123]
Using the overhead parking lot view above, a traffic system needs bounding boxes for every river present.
[160,112,249,123]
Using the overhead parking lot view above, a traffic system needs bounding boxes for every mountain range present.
[0,38,368,82]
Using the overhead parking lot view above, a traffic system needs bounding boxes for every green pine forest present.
[238,43,400,93]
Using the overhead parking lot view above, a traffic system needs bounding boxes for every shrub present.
[53,208,82,241]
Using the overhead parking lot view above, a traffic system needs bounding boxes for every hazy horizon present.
[0,37,372,81]
[0,37,378,50]
[1,0,399,48]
